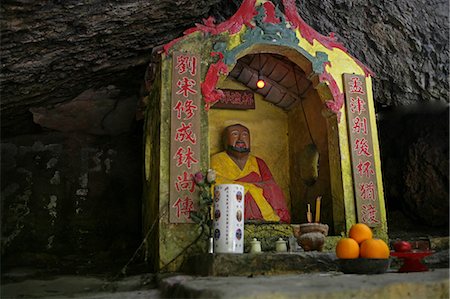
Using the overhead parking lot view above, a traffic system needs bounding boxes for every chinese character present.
[175,171,195,193]
[173,99,198,120]
[242,93,253,105]
[176,77,197,98]
[356,160,375,178]
[175,122,197,144]
[350,96,366,115]
[172,196,194,219]
[360,182,376,201]
[175,55,197,76]
[354,138,372,157]
[349,77,365,94]
[173,146,198,169]
[352,116,368,135]
[361,204,380,224]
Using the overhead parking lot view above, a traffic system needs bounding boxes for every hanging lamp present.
[256,54,265,89]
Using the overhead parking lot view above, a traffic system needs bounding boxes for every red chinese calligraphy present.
[172,196,195,219]
[221,92,253,105]
[170,52,201,223]
[176,77,197,98]
[352,116,368,135]
[349,77,365,95]
[175,171,195,193]
[173,99,198,120]
[361,204,380,224]
[359,182,376,201]
[173,146,198,169]
[354,138,372,157]
[175,122,197,144]
[175,55,197,76]
[357,160,375,178]
[350,96,366,115]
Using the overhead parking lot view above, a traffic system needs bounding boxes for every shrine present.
[143,0,387,271]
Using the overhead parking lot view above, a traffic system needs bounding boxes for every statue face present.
[225,124,250,154]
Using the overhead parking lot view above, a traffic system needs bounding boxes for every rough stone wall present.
[0,0,222,136]
[298,0,448,106]
[1,132,143,272]
[3,0,446,135]
[378,106,449,228]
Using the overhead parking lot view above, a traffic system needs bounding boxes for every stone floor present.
[1,268,449,299]
[160,269,449,299]
[2,236,448,298]
[2,247,449,299]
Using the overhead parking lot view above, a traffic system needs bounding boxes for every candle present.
[315,196,322,223]
[307,204,312,223]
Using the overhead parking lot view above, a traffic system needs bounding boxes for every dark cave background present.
[1,0,448,274]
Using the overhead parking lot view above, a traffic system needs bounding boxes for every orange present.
[335,238,360,259]
[360,238,390,259]
[349,223,373,244]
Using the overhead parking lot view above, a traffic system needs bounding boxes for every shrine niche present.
[143,0,387,271]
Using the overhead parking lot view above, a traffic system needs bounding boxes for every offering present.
[335,223,390,274]
[393,240,412,252]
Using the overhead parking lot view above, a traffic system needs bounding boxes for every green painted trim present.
[337,110,358,234]
[143,59,163,271]
[325,115,347,235]
[366,77,388,242]
[155,40,219,272]
[214,5,327,74]
[313,51,329,74]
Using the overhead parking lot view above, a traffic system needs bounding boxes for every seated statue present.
[211,124,291,223]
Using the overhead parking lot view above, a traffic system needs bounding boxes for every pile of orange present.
[335,223,389,259]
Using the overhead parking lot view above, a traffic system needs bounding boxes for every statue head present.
[223,124,251,156]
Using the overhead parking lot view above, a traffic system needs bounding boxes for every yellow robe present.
[211,152,280,222]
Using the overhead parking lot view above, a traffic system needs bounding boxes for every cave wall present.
[0,0,223,136]
[1,132,143,272]
[296,0,448,107]
[378,105,449,229]
[1,0,448,271]
[2,0,447,135]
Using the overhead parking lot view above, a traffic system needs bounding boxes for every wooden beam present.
[236,61,303,101]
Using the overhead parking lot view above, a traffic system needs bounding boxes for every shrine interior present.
[211,51,334,230]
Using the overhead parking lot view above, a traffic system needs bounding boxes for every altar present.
[143,0,387,271]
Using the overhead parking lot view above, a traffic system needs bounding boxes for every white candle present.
[307,203,312,223]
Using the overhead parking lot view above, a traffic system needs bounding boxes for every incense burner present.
[292,223,329,252]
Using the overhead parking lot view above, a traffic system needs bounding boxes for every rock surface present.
[0,0,225,135]
[298,0,448,107]
[2,270,449,299]
[160,269,449,299]
[1,132,143,272]
[403,112,449,226]
[378,106,449,227]
[1,0,448,135]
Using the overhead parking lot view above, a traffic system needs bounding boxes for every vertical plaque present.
[170,51,201,223]
[343,74,381,227]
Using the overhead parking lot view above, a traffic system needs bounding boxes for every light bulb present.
[256,79,265,89]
